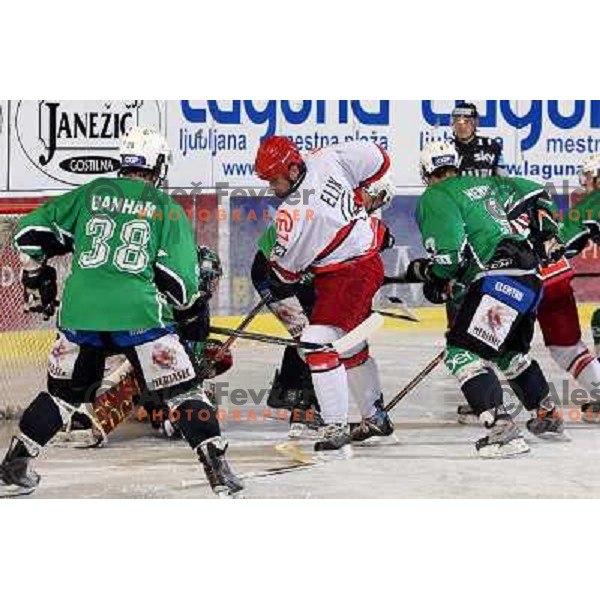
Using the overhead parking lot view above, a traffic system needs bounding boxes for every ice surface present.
[2,329,600,499]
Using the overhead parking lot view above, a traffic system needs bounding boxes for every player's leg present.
[122,331,242,497]
[302,324,352,455]
[445,345,529,457]
[346,343,394,444]
[444,268,549,457]
[495,352,565,439]
[0,335,107,497]
[305,253,385,456]
[45,332,135,448]
[251,249,323,436]
[538,279,600,423]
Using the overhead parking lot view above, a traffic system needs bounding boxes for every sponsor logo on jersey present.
[151,368,193,390]
[464,185,491,201]
[493,281,524,302]
[467,294,518,351]
[272,241,288,258]
[15,100,163,185]
[473,150,496,164]
[433,253,452,265]
[152,344,178,369]
[482,276,537,313]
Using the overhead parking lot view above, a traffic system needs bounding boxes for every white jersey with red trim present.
[270,141,390,283]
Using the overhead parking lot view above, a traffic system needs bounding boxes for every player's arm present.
[404,190,466,303]
[13,187,83,263]
[415,189,467,281]
[334,141,394,209]
[500,177,563,262]
[13,187,83,318]
[561,194,600,256]
[153,202,206,341]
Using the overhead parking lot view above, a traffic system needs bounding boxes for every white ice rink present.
[2,329,600,499]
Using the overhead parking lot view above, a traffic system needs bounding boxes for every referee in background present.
[452,102,504,176]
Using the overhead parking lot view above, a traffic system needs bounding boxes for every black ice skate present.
[0,437,41,498]
[351,398,396,445]
[197,437,244,498]
[526,407,569,441]
[581,402,600,424]
[314,424,352,459]
[475,414,530,459]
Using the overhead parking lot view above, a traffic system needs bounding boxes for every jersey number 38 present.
[78,215,151,274]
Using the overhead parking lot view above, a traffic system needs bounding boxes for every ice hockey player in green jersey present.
[0,126,242,498]
[404,141,566,458]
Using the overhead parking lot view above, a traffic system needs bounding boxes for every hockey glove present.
[380,224,396,252]
[22,263,59,320]
[423,279,450,304]
[588,222,600,245]
[266,263,298,300]
[174,296,210,342]
[363,172,394,212]
[405,258,433,283]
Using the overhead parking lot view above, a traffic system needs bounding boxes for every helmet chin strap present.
[280,162,306,198]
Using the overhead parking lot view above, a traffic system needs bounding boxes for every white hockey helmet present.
[419,140,461,184]
[119,126,171,186]
[579,154,600,186]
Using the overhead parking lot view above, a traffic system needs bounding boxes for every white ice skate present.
[476,415,530,459]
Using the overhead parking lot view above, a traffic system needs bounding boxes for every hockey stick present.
[210,312,385,354]
[383,274,410,286]
[212,293,272,362]
[384,351,445,413]
[375,309,419,323]
[386,271,600,283]
[386,296,420,323]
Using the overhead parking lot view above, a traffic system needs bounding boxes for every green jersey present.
[416,176,542,284]
[15,177,198,332]
[559,189,600,248]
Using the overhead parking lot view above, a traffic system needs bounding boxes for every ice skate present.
[197,437,244,498]
[351,398,396,445]
[314,424,353,459]
[476,415,530,459]
[288,390,325,440]
[526,407,569,441]
[457,403,479,425]
[581,402,600,424]
[0,437,41,498]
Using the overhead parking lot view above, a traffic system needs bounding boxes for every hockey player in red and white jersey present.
[254,137,394,456]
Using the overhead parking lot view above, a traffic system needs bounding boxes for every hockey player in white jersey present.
[254,137,394,456]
